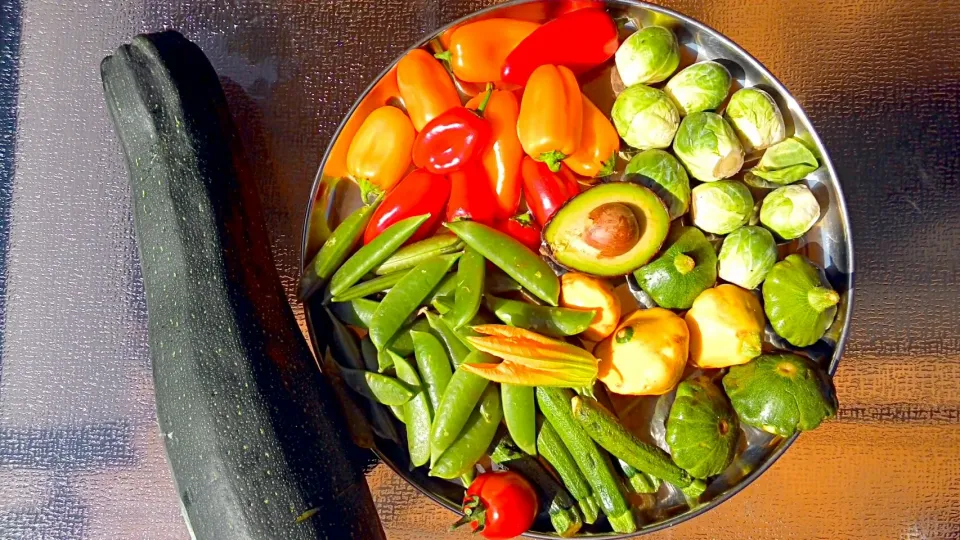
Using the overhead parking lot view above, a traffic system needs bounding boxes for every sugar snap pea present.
[445,220,560,306]
[430,385,502,479]
[537,419,601,525]
[430,350,492,464]
[331,270,408,303]
[425,311,471,368]
[360,336,404,440]
[411,330,453,411]
[339,367,416,406]
[425,272,458,305]
[328,298,379,329]
[300,199,380,299]
[501,384,536,455]
[329,214,430,297]
[372,234,463,275]
[391,351,432,467]
[370,253,461,350]
[486,295,595,337]
[485,268,522,294]
[444,246,485,330]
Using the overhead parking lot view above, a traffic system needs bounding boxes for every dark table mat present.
[0,0,957,538]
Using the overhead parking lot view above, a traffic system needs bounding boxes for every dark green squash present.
[101,31,385,539]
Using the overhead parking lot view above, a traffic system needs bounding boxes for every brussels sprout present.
[612,84,680,150]
[718,226,777,289]
[615,26,680,87]
[664,61,732,116]
[691,180,753,235]
[747,138,819,185]
[724,88,786,152]
[673,111,744,182]
[760,184,820,240]
[624,149,691,219]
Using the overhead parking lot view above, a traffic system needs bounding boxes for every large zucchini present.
[101,31,385,539]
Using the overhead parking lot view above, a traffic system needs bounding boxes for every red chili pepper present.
[412,87,494,175]
[521,156,580,226]
[446,162,498,225]
[501,9,619,86]
[452,471,538,539]
[364,169,450,244]
[496,213,542,252]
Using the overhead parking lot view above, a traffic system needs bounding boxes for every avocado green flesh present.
[544,183,670,277]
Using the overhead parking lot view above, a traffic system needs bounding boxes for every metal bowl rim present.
[298,1,855,537]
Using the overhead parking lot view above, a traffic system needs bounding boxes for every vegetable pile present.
[304,5,841,537]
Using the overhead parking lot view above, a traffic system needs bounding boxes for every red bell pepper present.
[501,9,619,86]
[554,0,606,16]
[412,87,494,175]
[364,169,451,244]
[496,213,542,252]
[521,157,580,226]
[446,163,498,225]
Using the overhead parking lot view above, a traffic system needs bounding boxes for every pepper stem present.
[808,287,840,312]
[539,150,567,172]
[357,178,382,204]
[673,254,696,275]
[598,150,618,177]
[476,82,494,116]
[434,50,452,63]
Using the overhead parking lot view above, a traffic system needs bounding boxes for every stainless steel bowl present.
[300,1,855,536]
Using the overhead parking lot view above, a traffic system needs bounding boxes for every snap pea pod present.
[619,460,661,494]
[485,268,522,294]
[411,330,453,411]
[300,199,380,299]
[372,234,463,275]
[491,432,583,538]
[486,295,595,337]
[425,272,458,306]
[501,384,537,455]
[429,385,502,479]
[370,253,461,350]
[339,367,416,406]
[537,388,636,534]
[331,270,408,303]
[444,246,485,330]
[391,351,432,467]
[538,420,601,525]
[430,350,492,464]
[431,296,455,315]
[360,337,404,439]
[570,395,706,500]
[319,309,375,448]
[329,214,429,297]
[384,317,431,359]
[445,220,560,306]
[425,311,471,368]
[328,298,379,329]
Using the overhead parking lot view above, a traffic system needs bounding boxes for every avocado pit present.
[583,203,640,257]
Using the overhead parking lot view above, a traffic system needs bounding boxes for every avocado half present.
[542,182,670,277]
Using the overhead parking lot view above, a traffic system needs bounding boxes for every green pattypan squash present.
[723,353,837,437]
[666,377,739,478]
[762,254,839,347]
[634,226,717,309]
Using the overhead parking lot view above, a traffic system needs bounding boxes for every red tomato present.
[363,169,450,244]
[446,163,498,225]
[496,214,542,252]
[521,157,580,226]
[452,471,538,539]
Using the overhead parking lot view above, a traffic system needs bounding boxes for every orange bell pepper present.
[564,95,620,178]
[466,89,523,220]
[517,64,583,172]
[397,49,461,132]
[345,106,416,197]
[437,18,540,84]
[323,68,402,179]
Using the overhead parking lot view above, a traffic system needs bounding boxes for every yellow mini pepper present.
[564,94,620,178]
[517,64,583,172]
[438,18,540,84]
[345,106,416,198]
[397,49,461,131]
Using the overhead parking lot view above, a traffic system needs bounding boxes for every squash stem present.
[807,287,840,312]
[673,254,696,275]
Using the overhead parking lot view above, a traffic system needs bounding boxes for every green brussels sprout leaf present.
[718,226,777,289]
[615,26,680,86]
[612,84,680,150]
[673,112,744,182]
[723,87,786,153]
[624,149,691,219]
[759,184,820,240]
[691,180,753,235]
[664,61,732,116]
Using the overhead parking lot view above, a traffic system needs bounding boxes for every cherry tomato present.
[496,214,542,252]
[363,169,450,244]
[452,471,538,539]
